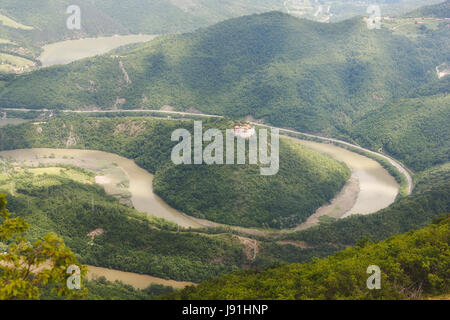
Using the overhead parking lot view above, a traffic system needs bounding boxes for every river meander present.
[0,138,399,230]
[0,140,399,288]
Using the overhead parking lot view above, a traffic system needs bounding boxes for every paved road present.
[1,107,413,194]
[249,122,413,195]
[2,107,221,118]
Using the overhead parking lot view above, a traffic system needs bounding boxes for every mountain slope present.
[166,215,450,300]
[0,116,350,229]
[0,12,446,132]
[0,0,284,43]
[406,0,450,18]
[352,91,450,171]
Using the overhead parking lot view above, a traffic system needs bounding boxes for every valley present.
[0,148,201,228]
[0,0,448,302]
[0,126,400,233]
[0,10,446,174]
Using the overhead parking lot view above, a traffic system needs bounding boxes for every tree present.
[0,194,87,300]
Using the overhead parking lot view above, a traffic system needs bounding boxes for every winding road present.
[2,107,413,194]
[249,122,413,195]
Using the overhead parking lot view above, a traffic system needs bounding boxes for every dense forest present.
[0,10,447,171]
[0,160,349,284]
[352,79,450,171]
[3,175,246,282]
[407,0,450,18]
[0,0,448,300]
[0,116,350,228]
[281,162,450,246]
[2,158,448,298]
[165,215,450,300]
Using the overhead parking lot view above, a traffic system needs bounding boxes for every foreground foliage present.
[167,215,450,300]
[0,10,448,171]
[0,194,87,300]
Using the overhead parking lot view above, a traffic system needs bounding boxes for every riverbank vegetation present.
[165,215,450,300]
[0,161,344,284]
[3,175,247,282]
[0,10,447,173]
[0,116,350,229]
[282,162,450,246]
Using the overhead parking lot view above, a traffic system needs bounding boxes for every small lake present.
[38,34,159,67]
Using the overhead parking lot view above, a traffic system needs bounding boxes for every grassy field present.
[384,17,445,38]
[0,52,36,73]
[0,38,16,45]
[0,13,33,30]
[0,164,94,192]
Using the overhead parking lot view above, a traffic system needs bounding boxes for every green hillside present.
[0,12,447,172]
[166,215,450,300]
[154,137,350,228]
[406,0,450,18]
[282,162,450,246]
[352,91,450,171]
[0,0,269,41]
[3,175,245,282]
[0,158,348,284]
[0,116,350,229]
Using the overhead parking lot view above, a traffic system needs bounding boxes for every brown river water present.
[0,140,398,288]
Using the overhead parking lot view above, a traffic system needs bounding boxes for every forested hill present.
[406,0,450,18]
[352,86,449,171]
[0,116,350,229]
[165,215,450,300]
[0,12,446,133]
[0,11,448,170]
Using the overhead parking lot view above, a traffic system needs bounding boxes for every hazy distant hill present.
[0,0,444,46]
[0,11,448,170]
[0,0,283,43]
[406,0,450,18]
[165,214,450,299]
[0,116,350,229]
[0,14,445,116]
